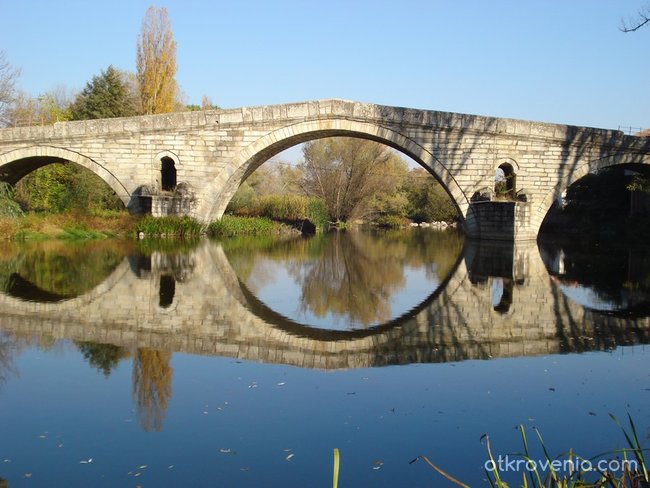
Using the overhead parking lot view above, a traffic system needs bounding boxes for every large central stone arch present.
[195,118,470,224]
[0,146,131,207]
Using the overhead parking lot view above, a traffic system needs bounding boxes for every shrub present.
[257,194,309,221]
[207,215,286,237]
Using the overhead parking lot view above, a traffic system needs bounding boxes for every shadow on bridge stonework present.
[0,239,648,370]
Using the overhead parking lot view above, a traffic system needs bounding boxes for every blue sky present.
[1,0,648,131]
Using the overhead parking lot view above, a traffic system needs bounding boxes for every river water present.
[0,230,648,487]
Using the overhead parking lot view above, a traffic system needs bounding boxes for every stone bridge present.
[0,241,647,370]
[1,100,650,239]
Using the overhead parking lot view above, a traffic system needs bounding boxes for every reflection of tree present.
[295,232,405,325]
[224,229,465,328]
[132,348,173,432]
[75,341,130,377]
[0,240,131,298]
[0,332,18,388]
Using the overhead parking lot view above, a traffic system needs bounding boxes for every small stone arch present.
[0,145,130,207]
[195,118,470,225]
[532,152,650,235]
[494,159,518,200]
[154,150,180,192]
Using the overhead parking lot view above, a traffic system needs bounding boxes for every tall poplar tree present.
[136,6,177,114]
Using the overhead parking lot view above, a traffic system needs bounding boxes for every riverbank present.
[0,213,300,240]
[0,211,138,240]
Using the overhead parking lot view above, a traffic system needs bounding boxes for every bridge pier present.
[465,201,535,241]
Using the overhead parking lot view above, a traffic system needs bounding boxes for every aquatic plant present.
[411,414,649,487]
[207,215,289,237]
[134,215,204,239]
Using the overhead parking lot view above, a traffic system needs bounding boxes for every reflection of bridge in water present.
[0,240,648,370]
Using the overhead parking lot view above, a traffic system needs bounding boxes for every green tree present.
[69,66,138,120]
[403,168,459,223]
[136,6,177,114]
[76,341,129,377]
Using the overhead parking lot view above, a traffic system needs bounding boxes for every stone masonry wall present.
[1,100,649,238]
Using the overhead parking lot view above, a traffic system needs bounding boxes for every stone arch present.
[532,152,650,235]
[194,118,470,224]
[154,150,180,192]
[0,146,130,207]
[494,159,517,200]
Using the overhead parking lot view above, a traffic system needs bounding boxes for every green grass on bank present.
[0,213,300,241]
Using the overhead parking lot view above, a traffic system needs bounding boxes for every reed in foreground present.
[411,414,649,487]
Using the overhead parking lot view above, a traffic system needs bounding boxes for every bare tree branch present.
[0,50,21,127]
[620,4,650,32]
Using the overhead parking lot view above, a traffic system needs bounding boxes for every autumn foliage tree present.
[136,6,177,114]
[299,138,407,223]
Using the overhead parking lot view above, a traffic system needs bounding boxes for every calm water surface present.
[0,231,648,487]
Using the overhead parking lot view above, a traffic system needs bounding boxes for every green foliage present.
[307,198,329,228]
[70,66,138,120]
[207,215,288,237]
[75,341,128,377]
[0,182,23,218]
[403,169,459,223]
[627,175,650,194]
[373,214,407,228]
[135,216,203,238]
[15,163,124,214]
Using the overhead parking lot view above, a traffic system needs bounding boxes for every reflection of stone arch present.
[0,259,132,312]
[195,119,469,226]
[0,146,130,206]
[533,152,650,235]
[204,243,468,349]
